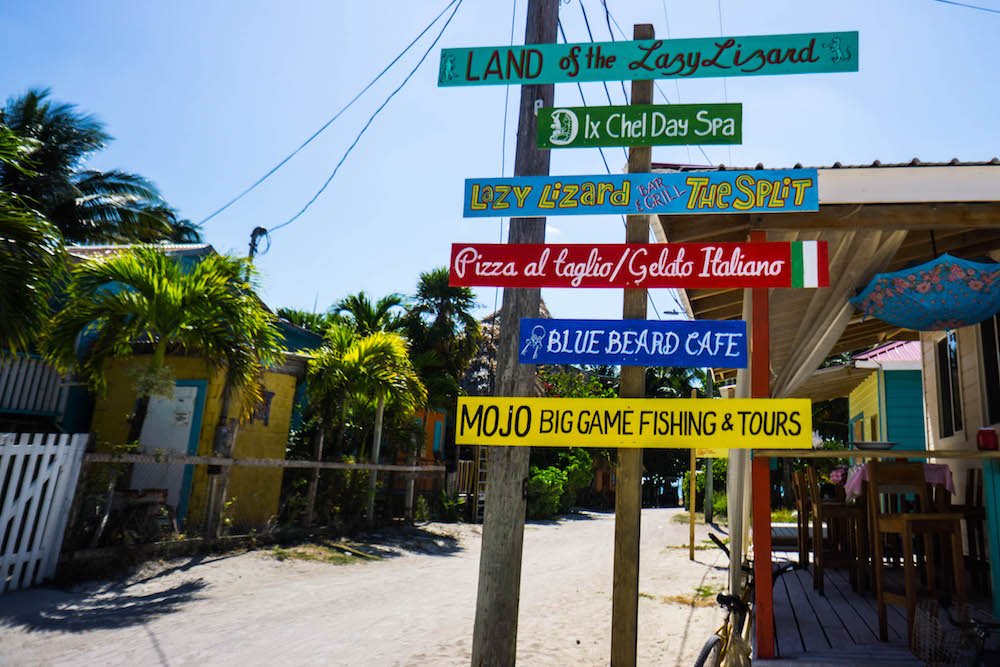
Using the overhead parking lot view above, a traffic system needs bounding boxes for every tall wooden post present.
[610,23,653,666]
[470,1,558,664]
[704,372,715,524]
[750,229,776,658]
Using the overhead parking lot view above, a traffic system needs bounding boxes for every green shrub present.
[437,490,465,522]
[526,465,567,519]
[557,448,593,512]
[681,457,727,507]
[414,495,431,521]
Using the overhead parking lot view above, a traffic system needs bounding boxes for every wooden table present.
[753,449,1000,616]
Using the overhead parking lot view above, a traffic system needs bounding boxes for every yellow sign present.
[696,448,728,458]
[456,397,811,449]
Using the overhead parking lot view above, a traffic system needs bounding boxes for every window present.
[982,313,1000,425]
[936,332,963,438]
[251,391,275,426]
[869,414,880,441]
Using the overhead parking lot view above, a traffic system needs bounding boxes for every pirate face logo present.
[521,324,547,360]
[548,109,579,146]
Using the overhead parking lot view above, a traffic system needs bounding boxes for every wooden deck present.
[763,567,920,665]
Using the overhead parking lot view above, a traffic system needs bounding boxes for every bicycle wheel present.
[693,634,723,667]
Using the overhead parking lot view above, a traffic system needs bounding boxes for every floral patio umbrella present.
[849,254,1000,331]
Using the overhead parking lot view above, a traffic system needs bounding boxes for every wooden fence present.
[0,433,87,594]
[0,355,67,416]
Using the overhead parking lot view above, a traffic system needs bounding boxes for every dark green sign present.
[439,32,858,86]
[537,104,741,149]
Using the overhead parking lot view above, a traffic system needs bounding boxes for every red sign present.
[449,241,828,289]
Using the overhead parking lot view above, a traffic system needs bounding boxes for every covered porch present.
[653,159,1000,662]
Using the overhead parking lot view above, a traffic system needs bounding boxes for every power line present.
[558,19,684,320]
[196,0,460,226]
[660,0,691,164]
[597,1,630,103]
[930,0,1000,14]
[601,0,715,167]
[578,0,628,162]
[269,0,464,234]
[717,0,734,166]
[488,0,519,395]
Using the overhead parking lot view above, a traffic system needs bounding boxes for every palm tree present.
[43,247,283,442]
[307,326,425,523]
[333,291,404,336]
[0,88,200,244]
[406,267,480,396]
[350,331,425,523]
[0,124,64,353]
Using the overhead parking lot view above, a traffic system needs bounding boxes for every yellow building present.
[89,351,309,528]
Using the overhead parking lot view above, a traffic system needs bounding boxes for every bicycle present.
[693,533,801,667]
[940,603,1000,666]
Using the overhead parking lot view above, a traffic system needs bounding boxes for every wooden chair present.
[867,461,966,642]
[791,469,810,568]
[805,466,863,595]
[954,468,989,591]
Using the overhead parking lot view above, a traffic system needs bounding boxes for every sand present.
[0,508,728,666]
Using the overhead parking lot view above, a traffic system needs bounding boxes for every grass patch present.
[662,594,718,608]
[671,511,727,526]
[694,584,723,600]
[638,592,655,600]
[271,541,378,566]
[770,508,797,523]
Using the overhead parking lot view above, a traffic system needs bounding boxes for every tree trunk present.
[305,428,325,528]
[366,396,385,524]
[205,386,238,539]
[125,340,168,444]
[405,411,429,524]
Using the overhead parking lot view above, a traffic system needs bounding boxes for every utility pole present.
[470,0,557,664]
[611,23,653,667]
[704,370,715,525]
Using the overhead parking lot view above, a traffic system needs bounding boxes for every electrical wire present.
[717,0,734,166]
[558,19,685,320]
[578,0,628,162]
[488,0,519,394]
[660,0,691,164]
[196,0,460,226]
[930,0,1000,14]
[601,0,715,167]
[269,0,464,234]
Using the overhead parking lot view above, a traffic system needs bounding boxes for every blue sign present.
[464,169,818,218]
[519,318,748,368]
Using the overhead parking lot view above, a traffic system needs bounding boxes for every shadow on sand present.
[0,577,207,634]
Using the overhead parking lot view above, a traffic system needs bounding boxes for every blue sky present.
[1,0,997,321]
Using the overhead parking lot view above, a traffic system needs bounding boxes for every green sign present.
[439,31,857,86]
[537,103,741,149]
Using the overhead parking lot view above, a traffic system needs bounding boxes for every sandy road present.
[0,508,727,666]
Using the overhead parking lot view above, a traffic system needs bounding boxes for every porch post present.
[750,229,776,658]
[982,458,1000,616]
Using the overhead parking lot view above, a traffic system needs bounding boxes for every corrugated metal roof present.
[853,340,922,363]
[651,158,1000,172]
[66,243,215,260]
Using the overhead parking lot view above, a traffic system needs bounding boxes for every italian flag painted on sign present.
[790,240,829,288]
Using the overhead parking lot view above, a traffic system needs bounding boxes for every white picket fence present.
[0,433,87,594]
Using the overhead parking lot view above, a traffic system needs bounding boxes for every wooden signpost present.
[438,31,858,86]
[442,8,853,663]
[464,168,819,217]
[518,318,747,368]
[537,103,742,148]
[456,396,812,449]
[449,241,830,289]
